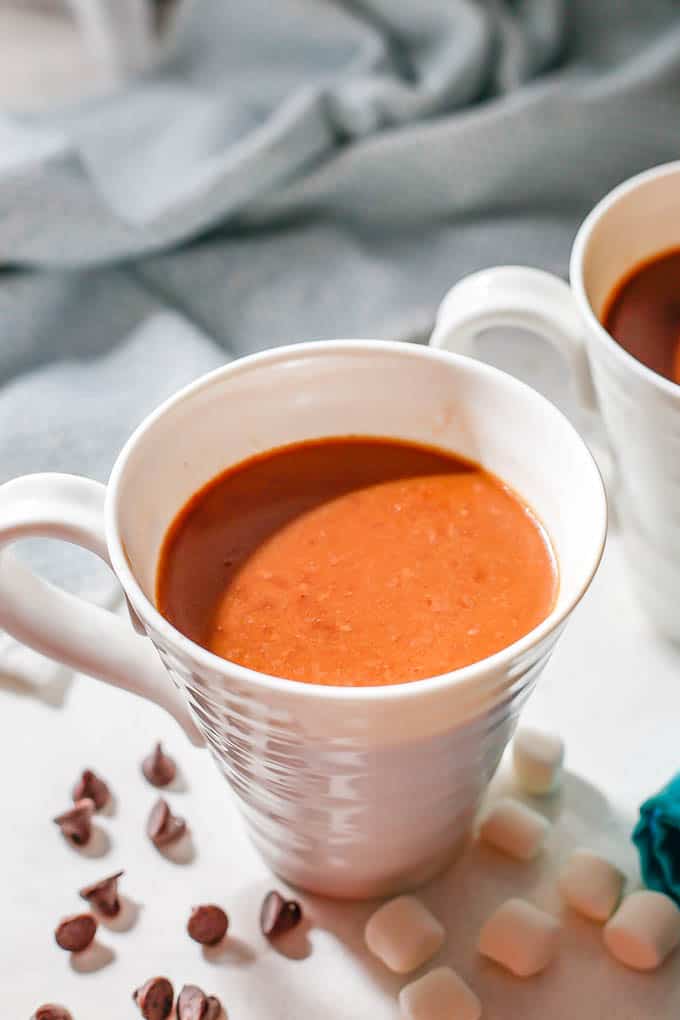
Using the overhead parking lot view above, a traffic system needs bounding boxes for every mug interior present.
[110,341,605,683]
[577,161,680,320]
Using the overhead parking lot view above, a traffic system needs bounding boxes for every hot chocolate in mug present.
[0,341,606,898]
[432,161,680,643]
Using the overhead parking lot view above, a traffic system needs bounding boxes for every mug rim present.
[106,339,607,704]
[571,159,680,400]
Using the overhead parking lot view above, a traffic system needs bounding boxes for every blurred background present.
[0,0,679,610]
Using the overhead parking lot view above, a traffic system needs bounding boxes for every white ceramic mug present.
[65,0,155,77]
[431,161,680,642]
[0,341,605,898]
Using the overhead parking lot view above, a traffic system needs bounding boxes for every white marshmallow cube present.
[365,895,445,974]
[512,727,564,795]
[603,891,680,971]
[477,797,550,860]
[558,848,625,922]
[478,898,560,977]
[399,966,481,1020]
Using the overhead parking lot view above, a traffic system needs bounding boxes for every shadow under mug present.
[0,341,606,898]
[432,161,680,643]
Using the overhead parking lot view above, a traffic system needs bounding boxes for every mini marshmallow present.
[365,896,445,974]
[399,966,481,1020]
[478,898,560,977]
[558,849,625,922]
[603,891,680,971]
[512,727,564,795]
[477,797,550,860]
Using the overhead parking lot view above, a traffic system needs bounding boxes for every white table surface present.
[4,516,680,1020]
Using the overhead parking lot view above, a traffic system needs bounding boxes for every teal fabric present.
[633,773,680,906]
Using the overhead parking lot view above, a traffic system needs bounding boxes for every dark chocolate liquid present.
[156,437,556,686]
[603,249,680,384]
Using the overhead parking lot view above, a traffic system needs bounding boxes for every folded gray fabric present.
[3,0,680,266]
[1,0,679,613]
[1,298,223,591]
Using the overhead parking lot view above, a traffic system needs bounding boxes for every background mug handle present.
[430,266,599,414]
[65,0,156,78]
[0,472,202,744]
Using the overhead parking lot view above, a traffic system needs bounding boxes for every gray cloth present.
[1,0,680,598]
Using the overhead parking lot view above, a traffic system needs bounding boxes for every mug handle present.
[430,266,599,414]
[65,0,155,77]
[0,473,202,744]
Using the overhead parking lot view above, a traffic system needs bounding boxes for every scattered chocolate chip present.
[177,985,207,1020]
[72,769,110,811]
[176,985,223,1020]
[54,913,97,952]
[142,743,177,787]
[53,799,95,846]
[260,890,303,937]
[187,904,229,945]
[205,997,222,1020]
[133,977,174,1020]
[31,1006,73,1020]
[79,870,124,917]
[147,798,186,847]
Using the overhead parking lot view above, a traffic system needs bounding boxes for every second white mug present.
[432,161,680,643]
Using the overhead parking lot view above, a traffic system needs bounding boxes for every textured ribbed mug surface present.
[568,161,680,641]
[149,621,559,898]
[590,343,680,640]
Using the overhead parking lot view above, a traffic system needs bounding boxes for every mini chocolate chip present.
[79,870,124,917]
[55,913,97,952]
[147,798,186,847]
[72,769,110,810]
[142,743,177,787]
[31,1005,73,1020]
[133,977,174,1020]
[260,890,302,937]
[53,799,95,846]
[176,986,223,1020]
[205,997,222,1020]
[187,904,229,945]
[177,985,208,1020]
